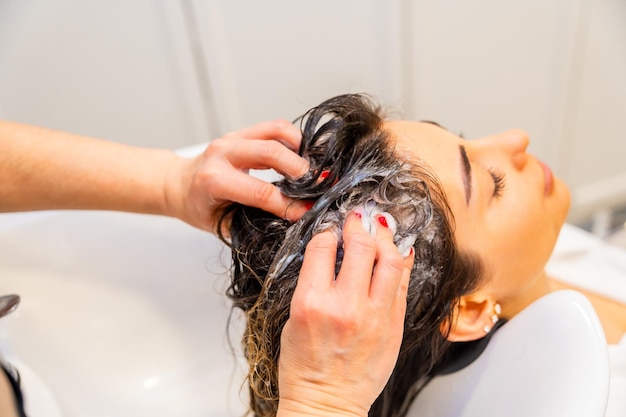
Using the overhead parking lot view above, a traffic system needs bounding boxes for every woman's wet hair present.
[218,94,484,417]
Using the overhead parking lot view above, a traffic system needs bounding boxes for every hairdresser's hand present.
[164,120,310,234]
[277,212,414,417]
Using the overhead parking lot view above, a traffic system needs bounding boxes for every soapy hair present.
[218,94,483,417]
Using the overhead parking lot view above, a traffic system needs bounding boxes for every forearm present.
[0,120,179,215]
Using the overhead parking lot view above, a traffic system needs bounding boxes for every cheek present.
[552,178,572,223]
[480,208,553,287]
[504,207,554,256]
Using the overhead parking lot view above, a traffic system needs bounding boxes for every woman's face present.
[387,121,571,311]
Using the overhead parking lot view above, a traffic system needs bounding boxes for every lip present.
[538,159,554,196]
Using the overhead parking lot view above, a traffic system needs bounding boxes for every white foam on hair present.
[267,161,438,293]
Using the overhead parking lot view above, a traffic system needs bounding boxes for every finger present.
[396,248,415,308]
[284,200,312,223]
[396,248,414,303]
[335,212,377,297]
[214,169,298,218]
[229,119,302,151]
[297,230,339,292]
[369,215,406,299]
[209,165,309,222]
[390,250,413,327]
[227,139,309,179]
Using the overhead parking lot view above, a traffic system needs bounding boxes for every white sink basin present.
[0,211,247,417]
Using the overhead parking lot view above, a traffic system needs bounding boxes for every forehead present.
[385,120,460,160]
[384,119,467,211]
[385,120,461,175]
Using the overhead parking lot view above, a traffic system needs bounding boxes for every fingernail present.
[377,215,388,228]
[304,201,314,211]
[320,170,330,181]
[409,247,414,256]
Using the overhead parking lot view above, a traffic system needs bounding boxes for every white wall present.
[0,0,210,148]
[405,0,584,168]
[562,0,626,220]
[190,0,406,132]
[0,0,624,218]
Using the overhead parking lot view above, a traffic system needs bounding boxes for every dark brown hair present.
[218,94,483,416]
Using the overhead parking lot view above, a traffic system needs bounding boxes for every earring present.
[483,303,502,334]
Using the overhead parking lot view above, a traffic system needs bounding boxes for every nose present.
[471,129,530,170]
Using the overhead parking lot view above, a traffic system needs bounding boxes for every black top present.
[432,319,508,376]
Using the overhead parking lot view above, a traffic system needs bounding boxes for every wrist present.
[277,398,366,417]
[161,153,188,220]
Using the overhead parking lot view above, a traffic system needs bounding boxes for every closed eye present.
[488,169,506,198]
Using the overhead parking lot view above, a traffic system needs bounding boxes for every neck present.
[500,269,553,319]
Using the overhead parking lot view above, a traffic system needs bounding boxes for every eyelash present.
[488,169,506,198]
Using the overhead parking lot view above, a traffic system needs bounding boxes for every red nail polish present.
[304,201,314,211]
[409,247,414,256]
[320,170,330,181]
[377,216,388,228]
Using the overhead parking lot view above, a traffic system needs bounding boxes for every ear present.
[444,294,500,342]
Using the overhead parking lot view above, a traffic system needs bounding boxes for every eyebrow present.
[421,120,448,130]
[422,120,465,138]
[459,145,472,205]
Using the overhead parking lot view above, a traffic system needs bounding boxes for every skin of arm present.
[0,370,18,417]
[0,119,309,233]
[0,119,179,214]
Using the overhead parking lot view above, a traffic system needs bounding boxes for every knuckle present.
[344,231,376,254]
[378,253,405,276]
[384,255,405,275]
[291,297,367,339]
[253,181,275,204]
[196,163,222,187]
[222,129,240,139]
[508,128,529,138]
[303,234,337,261]
[290,293,327,324]
[204,137,230,156]
[289,293,315,321]
[307,231,337,251]
[335,310,358,328]
[271,119,291,130]
[332,309,363,335]
[259,140,284,163]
